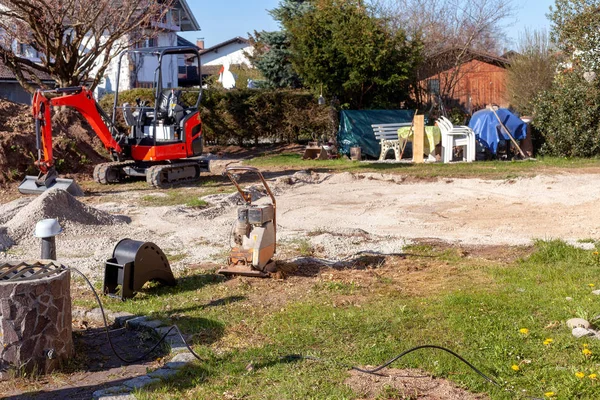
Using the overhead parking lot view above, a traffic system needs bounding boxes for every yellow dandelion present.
[544,392,555,398]
[583,348,592,357]
[589,373,598,380]
[589,283,596,287]
[576,372,585,379]
[519,328,529,334]
[594,251,599,255]
[543,338,554,346]
[511,364,520,371]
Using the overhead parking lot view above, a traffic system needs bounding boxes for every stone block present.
[123,375,159,390]
[147,368,180,380]
[567,318,591,329]
[139,319,164,329]
[92,385,131,399]
[112,312,136,327]
[125,316,147,329]
[0,266,73,379]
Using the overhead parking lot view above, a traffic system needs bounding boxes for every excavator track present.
[147,162,203,188]
[93,161,135,184]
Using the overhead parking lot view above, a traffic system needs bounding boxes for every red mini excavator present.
[19,46,208,195]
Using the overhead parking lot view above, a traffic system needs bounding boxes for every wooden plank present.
[412,115,425,163]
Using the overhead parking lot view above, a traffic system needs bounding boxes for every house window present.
[427,79,440,95]
[135,81,154,89]
[134,37,158,49]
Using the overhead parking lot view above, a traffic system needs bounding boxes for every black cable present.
[69,267,203,363]
[349,344,499,386]
[62,266,542,398]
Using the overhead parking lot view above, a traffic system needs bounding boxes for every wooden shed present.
[417,48,510,113]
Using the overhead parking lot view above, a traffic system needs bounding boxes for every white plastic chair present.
[437,116,476,163]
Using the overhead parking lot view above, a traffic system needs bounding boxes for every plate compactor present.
[218,167,277,278]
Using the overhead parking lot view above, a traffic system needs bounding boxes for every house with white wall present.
[199,37,254,68]
[0,1,200,103]
[95,0,200,98]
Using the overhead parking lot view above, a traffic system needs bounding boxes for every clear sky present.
[507,0,555,47]
[180,0,281,48]
[180,0,556,50]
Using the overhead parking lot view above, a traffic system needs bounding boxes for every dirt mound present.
[0,98,108,185]
[345,368,488,400]
[5,188,122,241]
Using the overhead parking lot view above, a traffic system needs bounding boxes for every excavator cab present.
[113,46,202,150]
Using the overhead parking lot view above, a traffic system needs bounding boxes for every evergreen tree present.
[248,0,310,88]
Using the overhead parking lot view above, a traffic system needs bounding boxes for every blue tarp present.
[337,110,415,158]
[468,108,527,154]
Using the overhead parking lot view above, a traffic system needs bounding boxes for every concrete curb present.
[72,308,197,400]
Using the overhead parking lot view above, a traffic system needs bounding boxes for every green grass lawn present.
[73,241,600,399]
[247,154,600,180]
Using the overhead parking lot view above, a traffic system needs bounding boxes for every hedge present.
[98,88,335,145]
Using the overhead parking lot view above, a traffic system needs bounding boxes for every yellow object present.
[511,365,520,371]
[398,126,441,155]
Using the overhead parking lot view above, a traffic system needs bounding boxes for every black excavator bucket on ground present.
[103,239,177,300]
[18,169,83,196]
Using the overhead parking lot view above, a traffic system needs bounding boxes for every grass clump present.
[247,153,600,180]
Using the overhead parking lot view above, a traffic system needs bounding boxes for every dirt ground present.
[2,169,599,278]
[2,167,600,399]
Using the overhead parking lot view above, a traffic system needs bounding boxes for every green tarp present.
[337,110,415,158]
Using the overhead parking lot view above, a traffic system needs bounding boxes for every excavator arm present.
[19,87,125,196]
[32,87,124,173]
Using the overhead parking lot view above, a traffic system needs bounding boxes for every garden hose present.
[69,266,544,399]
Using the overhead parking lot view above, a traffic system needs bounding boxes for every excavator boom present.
[19,87,124,196]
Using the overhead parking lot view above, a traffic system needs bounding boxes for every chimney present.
[196,38,205,50]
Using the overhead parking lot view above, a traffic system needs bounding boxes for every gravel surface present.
[2,171,600,278]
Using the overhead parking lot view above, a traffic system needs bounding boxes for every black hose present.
[69,267,203,363]
[350,344,499,386]
[55,266,541,398]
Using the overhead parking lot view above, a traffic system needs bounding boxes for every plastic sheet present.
[337,110,415,158]
[468,108,527,154]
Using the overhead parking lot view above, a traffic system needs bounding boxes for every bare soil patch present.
[0,319,166,400]
[0,99,107,185]
[345,368,488,400]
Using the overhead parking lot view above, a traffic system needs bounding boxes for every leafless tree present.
[506,29,557,116]
[0,0,173,93]
[371,0,516,108]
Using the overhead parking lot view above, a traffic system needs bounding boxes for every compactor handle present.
[224,166,275,206]
[225,166,277,251]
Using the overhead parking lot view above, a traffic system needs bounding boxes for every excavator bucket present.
[18,175,84,196]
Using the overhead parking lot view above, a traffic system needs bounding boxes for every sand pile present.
[3,188,124,242]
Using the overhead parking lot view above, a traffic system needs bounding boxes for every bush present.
[533,71,600,157]
[99,87,335,146]
[201,88,334,145]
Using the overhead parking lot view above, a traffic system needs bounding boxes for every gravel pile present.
[0,197,32,225]
[4,188,124,242]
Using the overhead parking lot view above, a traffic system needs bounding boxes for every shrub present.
[533,71,600,157]
[99,87,335,146]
